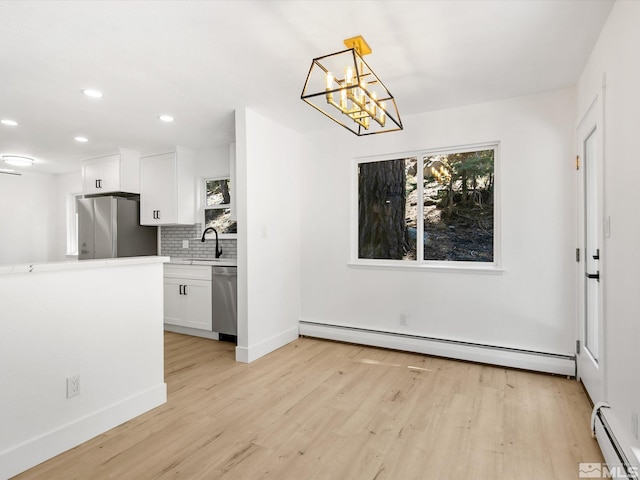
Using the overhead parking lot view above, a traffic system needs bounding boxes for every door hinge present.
[576,248,580,262]
[575,155,580,170]
[576,340,581,354]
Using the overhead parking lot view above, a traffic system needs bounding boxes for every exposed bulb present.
[326,72,334,90]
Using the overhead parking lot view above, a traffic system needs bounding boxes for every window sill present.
[348,260,504,274]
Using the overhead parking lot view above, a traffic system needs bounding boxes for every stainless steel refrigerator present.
[77,196,157,260]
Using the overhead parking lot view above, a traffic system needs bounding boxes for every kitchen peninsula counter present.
[0,255,169,479]
[0,255,169,275]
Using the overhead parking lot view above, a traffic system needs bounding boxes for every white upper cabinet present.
[81,149,140,194]
[140,147,196,225]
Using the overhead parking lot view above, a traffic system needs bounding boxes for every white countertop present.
[169,257,237,267]
[0,256,170,275]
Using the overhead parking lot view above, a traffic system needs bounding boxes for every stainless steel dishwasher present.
[211,266,237,337]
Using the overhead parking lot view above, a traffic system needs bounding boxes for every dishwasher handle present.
[212,266,237,276]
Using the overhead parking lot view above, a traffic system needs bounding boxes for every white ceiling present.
[0,0,614,174]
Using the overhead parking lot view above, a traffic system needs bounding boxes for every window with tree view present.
[357,145,496,264]
[204,178,237,235]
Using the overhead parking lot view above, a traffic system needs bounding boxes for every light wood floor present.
[15,332,603,480]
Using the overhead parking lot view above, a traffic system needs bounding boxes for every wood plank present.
[13,333,603,480]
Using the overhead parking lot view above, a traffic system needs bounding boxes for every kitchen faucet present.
[201,227,223,258]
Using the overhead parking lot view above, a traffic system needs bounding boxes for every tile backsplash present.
[160,223,237,259]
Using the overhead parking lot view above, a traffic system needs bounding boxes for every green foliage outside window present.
[358,147,495,263]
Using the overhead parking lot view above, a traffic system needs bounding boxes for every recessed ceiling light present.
[158,115,174,122]
[2,155,34,167]
[1,119,18,126]
[82,89,104,98]
[74,136,89,143]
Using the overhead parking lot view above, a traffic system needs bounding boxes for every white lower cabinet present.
[164,265,211,331]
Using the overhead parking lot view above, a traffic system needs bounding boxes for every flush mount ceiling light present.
[158,115,174,122]
[301,35,402,136]
[74,136,89,143]
[2,155,34,167]
[82,89,104,98]
[1,119,18,126]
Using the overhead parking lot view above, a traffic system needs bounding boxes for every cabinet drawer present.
[164,264,211,281]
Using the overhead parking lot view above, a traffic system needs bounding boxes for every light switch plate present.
[182,240,189,249]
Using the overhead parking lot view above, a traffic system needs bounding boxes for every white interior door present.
[576,94,605,404]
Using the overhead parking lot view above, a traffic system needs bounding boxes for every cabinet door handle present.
[586,271,600,281]
[183,285,187,295]
[156,210,160,220]
[95,179,99,189]
[179,285,183,295]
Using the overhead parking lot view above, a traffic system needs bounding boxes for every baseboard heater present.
[592,404,639,480]
[298,321,575,376]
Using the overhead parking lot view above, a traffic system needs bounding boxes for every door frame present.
[576,87,606,404]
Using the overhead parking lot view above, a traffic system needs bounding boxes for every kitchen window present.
[353,143,500,270]
[202,177,237,236]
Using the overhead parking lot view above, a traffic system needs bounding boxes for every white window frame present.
[350,141,502,273]
[201,176,237,239]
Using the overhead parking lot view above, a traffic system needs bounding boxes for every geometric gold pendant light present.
[301,35,403,136]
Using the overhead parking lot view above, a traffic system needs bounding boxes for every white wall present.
[0,260,167,479]
[300,88,577,358]
[577,0,640,464]
[235,108,301,362]
[0,171,58,264]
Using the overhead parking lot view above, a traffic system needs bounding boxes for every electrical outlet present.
[67,375,80,398]
[399,313,408,326]
[182,240,189,249]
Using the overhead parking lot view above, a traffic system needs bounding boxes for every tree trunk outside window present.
[358,159,406,259]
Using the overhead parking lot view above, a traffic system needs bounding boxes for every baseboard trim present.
[1,383,167,480]
[299,321,575,376]
[164,324,219,340]
[235,326,299,363]
[595,409,640,479]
